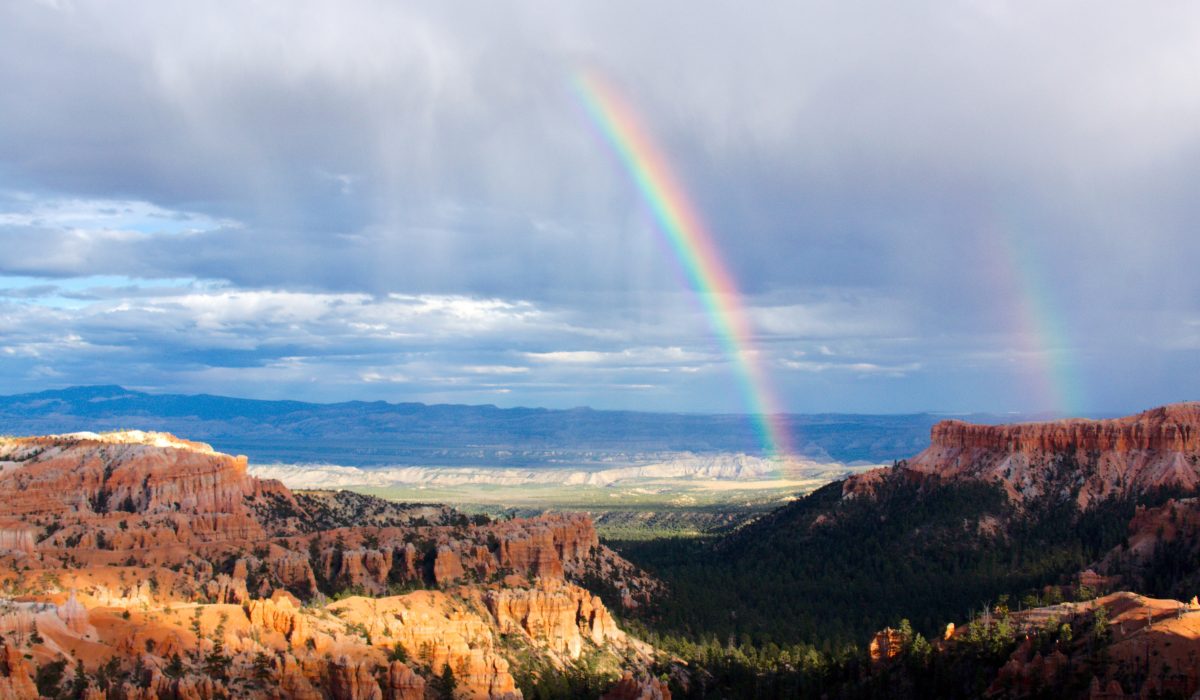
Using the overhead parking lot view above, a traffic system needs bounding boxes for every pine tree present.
[431,664,457,700]
[252,651,273,683]
[71,660,88,700]
[165,653,185,678]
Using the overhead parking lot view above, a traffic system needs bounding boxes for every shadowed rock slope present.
[617,404,1200,698]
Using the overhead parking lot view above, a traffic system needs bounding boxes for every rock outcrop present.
[0,432,295,521]
[58,592,89,634]
[0,432,648,599]
[483,579,626,660]
[0,430,659,699]
[860,591,1200,698]
[432,545,465,585]
[244,590,311,646]
[601,671,672,700]
[0,639,38,700]
[0,529,35,556]
[384,661,426,700]
[854,403,1200,507]
[326,655,384,700]
[867,627,906,665]
[323,592,521,698]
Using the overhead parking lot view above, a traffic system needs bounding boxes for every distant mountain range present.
[0,385,999,466]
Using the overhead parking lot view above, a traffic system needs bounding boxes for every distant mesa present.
[911,402,1200,505]
[846,402,1200,507]
[920,402,1200,454]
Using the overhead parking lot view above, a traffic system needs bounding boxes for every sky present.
[1,0,1198,415]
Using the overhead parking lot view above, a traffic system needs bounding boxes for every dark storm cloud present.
[1,0,1198,413]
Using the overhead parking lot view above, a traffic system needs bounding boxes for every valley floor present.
[251,454,878,539]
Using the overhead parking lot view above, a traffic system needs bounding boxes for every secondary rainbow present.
[572,69,793,458]
[989,219,1085,417]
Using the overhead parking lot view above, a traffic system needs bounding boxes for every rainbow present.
[989,221,1085,417]
[572,69,793,458]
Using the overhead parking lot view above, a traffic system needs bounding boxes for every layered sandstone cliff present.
[880,403,1200,507]
[0,431,650,598]
[0,431,298,540]
[481,578,629,660]
[0,430,660,699]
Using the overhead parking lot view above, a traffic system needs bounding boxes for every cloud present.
[524,347,710,367]
[0,192,237,234]
[0,1,1197,413]
[781,359,922,378]
[461,365,530,375]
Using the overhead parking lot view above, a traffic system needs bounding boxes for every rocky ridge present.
[0,431,661,699]
[846,403,1200,507]
[829,404,1200,697]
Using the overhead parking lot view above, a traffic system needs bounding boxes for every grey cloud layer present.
[1,1,1198,413]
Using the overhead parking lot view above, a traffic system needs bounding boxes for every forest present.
[604,464,1200,698]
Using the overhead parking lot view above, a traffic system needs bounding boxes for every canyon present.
[7,404,1200,698]
[0,431,664,699]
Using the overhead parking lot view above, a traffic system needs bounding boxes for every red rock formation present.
[0,430,648,604]
[269,548,319,596]
[0,529,35,556]
[494,514,598,579]
[323,592,520,698]
[601,671,672,700]
[0,432,296,522]
[0,431,660,699]
[58,591,89,634]
[1092,496,1200,579]
[317,546,396,594]
[867,627,905,664]
[886,403,1200,506]
[277,654,323,699]
[204,573,249,603]
[327,654,384,700]
[432,545,465,585]
[384,661,426,700]
[483,578,627,660]
[988,636,1071,696]
[392,543,419,582]
[893,591,1200,699]
[928,404,1200,453]
[244,591,310,646]
[0,639,38,700]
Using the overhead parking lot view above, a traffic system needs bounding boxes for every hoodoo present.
[0,431,659,699]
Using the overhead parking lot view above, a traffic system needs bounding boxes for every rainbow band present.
[990,222,1083,417]
[572,70,792,459]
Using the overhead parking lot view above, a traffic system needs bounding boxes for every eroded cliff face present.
[0,431,660,699]
[890,403,1200,507]
[0,432,285,517]
[481,578,630,660]
[0,432,654,600]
